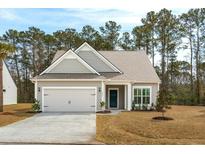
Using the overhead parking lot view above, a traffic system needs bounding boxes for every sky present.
[0,8,190,63]
[0,8,190,35]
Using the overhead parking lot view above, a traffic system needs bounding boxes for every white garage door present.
[43,87,96,112]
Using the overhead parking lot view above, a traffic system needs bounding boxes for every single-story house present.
[3,61,17,105]
[31,42,160,112]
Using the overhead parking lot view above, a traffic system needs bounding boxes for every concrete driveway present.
[0,113,96,144]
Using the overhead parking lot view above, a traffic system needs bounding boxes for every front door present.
[109,89,118,108]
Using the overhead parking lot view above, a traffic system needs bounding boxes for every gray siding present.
[132,83,158,105]
[36,81,102,110]
[49,59,92,73]
[106,85,125,109]
[78,50,115,72]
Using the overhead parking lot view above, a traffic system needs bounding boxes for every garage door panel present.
[44,106,95,112]
[43,88,96,112]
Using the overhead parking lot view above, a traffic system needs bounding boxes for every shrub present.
[150,103,155,110]
[32,99,41,112]
[131,100,136,110]
[134,104,141,110]
[100,101,106,108]
[142,104,146,110]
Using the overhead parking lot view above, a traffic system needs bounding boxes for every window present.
[133,87,151,105]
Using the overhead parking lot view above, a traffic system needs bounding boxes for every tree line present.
[1,8,205,105]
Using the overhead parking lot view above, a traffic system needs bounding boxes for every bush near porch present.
[96,105,205,144]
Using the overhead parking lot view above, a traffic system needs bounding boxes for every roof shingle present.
[33,50,160,83]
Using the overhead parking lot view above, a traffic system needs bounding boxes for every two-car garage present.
[42,87,97,112]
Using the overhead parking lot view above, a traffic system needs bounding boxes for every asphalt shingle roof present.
[33,50,160,83]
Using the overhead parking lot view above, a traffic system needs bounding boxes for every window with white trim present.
[133,87,151,105]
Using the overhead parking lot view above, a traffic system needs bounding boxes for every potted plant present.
[100,101,106,111]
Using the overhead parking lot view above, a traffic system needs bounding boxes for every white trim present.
[124,85,127,110]
[157,82,160,91]
[41,86,97,112]
[127,83,132,110]
[31,78,159,84]
[101,81,105,102]
[108,88,119,109]
[34,80,37,99]
[40,49,100,75]
[132,86,152,106]
[75,42,122,73]
[105,82,130,85]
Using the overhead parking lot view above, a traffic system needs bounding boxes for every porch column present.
[127,83,132,110]
[101,81,105,102]
[124,85,127,109]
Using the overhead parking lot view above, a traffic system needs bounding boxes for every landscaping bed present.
[96,110,111,114]
[152,116,174,120]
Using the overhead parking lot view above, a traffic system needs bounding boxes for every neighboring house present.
[31,42,160,112]
[3,61,17,105]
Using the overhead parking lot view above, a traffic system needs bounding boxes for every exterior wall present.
[49,59,92,73]
[36,81,102,111]
[106,85,125,109]
[3,62,17,105]
[132,83,159,106]
[78,50,115,72]
[36,81,159,112]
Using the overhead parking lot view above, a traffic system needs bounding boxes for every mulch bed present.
[0,112,14,115]
[131,110,155,112]
[96,110,111,114]
[26,111,42,113]
[152,116,174,120]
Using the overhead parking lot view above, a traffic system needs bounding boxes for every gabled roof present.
[75,42,122,73]
[33,42,160,83]
[40,49,100,75]
[33,50,160,83]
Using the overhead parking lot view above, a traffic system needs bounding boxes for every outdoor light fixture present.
[38,87,41,92]
[99,87,101,92]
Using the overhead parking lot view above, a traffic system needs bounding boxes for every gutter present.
[30,78,160,84]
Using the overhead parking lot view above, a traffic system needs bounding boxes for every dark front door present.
[109,89,118,108]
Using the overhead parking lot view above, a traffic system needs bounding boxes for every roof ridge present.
[98,50,146,52]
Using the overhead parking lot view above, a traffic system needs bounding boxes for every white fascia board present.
[40,49,100,75]
[75,42,122,73]
[31,78,159,84]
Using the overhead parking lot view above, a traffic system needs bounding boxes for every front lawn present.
[96,105,205,144]
[0,103,35,127]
